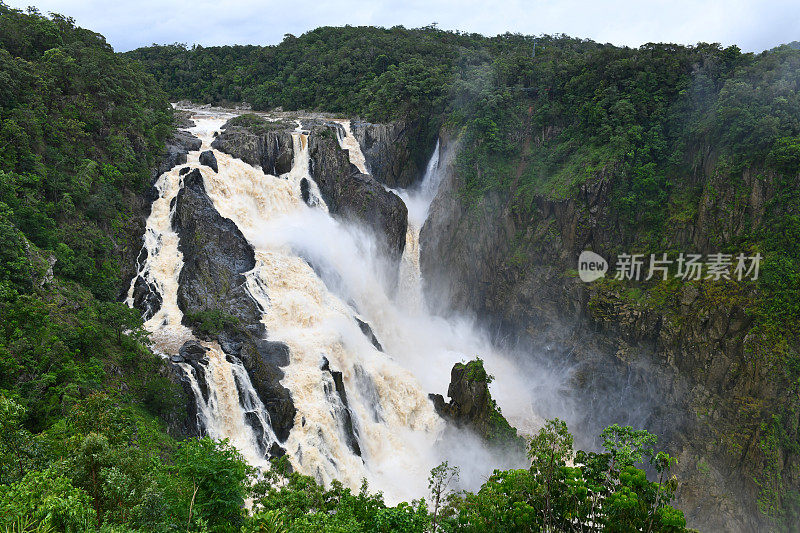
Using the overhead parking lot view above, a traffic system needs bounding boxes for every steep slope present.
[421,117,800,533]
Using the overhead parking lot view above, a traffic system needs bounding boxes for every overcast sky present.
[6,0,800,53]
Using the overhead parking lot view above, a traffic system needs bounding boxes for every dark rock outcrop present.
[307,125,407,263]
[174,110,196,129]
[130,249,162,321]
[179,340,209,362]
[174,169,259,326]
[355,317,383,351]
[199,150,218,172]
[351,120,432,188]
[321,357,361,457]
[211,118,294,175]
[159,360,203,438]
[430,360,524,452]
[173,168,296,442]
[154,131,202,181]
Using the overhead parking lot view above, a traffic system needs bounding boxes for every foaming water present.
[287,130,548,437]
[191,117,450,502]
[182,344,276,467]
[132,110,558,505]
[334,120,368,174]
[126,113,277,467]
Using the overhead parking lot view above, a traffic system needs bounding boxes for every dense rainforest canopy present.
[2,1,800,530]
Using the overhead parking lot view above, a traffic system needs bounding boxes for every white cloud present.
[6,0,799,52]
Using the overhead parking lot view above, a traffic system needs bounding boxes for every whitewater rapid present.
[129,110,548,503]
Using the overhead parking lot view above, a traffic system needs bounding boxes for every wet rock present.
[257,340,291,367]
[300,177,311,205]
[174,110,195,129]
[179,340,209,362]
[213,116,408,265]
[160,360,202,438]
[173,168,296,441]
[211,116,294,175]
[351,120,431,188]
[355,317,383,351]
[179,166,191,176]
[131,274,162,321]
[430,362,490,430]
[431,360,524,452]
[321,357,361,456]
[154,130,202,181]
[174,169,259,326]
[199,150,218,172]
[308,126,407,264]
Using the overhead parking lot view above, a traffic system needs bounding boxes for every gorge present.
[3,6,800,531]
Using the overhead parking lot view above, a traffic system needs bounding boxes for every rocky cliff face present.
[351,120,430,188]
[173,168,296,444]
[211,120,294,176]
[420,134,791,532]
[212,116,408,264]
[306,124,407,264]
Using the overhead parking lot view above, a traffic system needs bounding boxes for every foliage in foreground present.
[1,391,686,532]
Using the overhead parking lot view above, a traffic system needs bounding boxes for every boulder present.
[308,125,408,264]
[199,150,218,172]
[351,119,432,188]
[153,130,202,181]
[179,340,209,362]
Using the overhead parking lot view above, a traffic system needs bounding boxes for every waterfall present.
[130,109,556,504]
[181,344,276,467]
[124,146,195,354]
[394,141,441,312]
[193,118,445,500]
[314,126,547,440]
[334,120,368,174]
[126,112,276,467]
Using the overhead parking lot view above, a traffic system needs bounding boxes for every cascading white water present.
[132,108,554,505]
[124,149,195,354]
[394,141,441,312]
[181,344,276,467]
[190,117,446,501]
[126,112,276,467]
[307,126,546,440]
[334,120,368,174]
